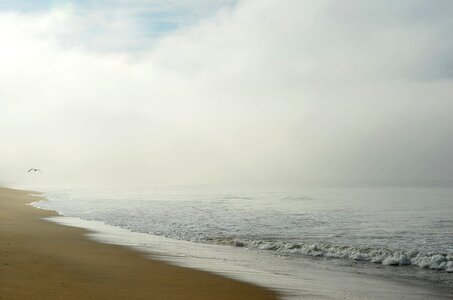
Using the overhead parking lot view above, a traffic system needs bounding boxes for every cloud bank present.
[1,0,452,186]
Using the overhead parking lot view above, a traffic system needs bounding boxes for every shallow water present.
[29,183,453,298]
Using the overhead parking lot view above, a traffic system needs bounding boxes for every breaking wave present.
[231,239,453,272]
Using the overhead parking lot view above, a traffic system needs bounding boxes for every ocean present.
[29,183,453,299]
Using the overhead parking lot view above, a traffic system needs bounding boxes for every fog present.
[1,0,452,186]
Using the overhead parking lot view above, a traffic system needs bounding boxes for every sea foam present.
[233,239,453,272]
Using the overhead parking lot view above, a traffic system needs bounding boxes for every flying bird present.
[28,168,42,174]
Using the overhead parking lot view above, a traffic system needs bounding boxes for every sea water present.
[29,183,453,298]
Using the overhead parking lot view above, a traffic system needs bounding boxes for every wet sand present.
[0,187,278,299]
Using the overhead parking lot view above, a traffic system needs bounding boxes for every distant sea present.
[30,183,453,298]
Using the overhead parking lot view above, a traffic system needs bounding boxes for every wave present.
[231,239,453,272]
[30,197,453,274]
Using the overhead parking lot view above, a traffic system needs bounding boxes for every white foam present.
[233,239,453,272]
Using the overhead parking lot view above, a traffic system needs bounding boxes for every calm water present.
[30,183,453,297]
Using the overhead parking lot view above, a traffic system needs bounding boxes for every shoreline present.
[0,187,278,299]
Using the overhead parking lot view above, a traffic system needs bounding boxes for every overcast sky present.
[1,0,452,186]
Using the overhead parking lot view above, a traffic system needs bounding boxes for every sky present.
[1,0,452,186]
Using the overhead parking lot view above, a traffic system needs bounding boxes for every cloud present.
[1,0,452,186]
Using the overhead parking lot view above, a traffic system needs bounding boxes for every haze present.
[1,0,452,186]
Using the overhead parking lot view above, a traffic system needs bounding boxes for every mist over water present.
[1,0,453,186]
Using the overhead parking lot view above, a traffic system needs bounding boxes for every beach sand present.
[0,187,278,299]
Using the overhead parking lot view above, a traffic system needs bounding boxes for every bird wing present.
[28,169,33,172]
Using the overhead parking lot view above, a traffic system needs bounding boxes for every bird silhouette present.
[28,168,42,174]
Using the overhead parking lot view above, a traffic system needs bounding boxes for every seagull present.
[28,168,42,174]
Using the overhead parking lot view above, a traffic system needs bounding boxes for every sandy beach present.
[0,187,278,299]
